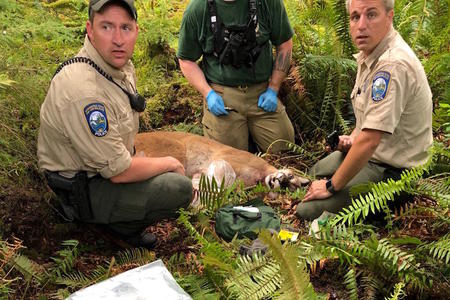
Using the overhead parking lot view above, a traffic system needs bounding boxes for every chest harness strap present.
[207,0,267,68]
[53,57,146,112]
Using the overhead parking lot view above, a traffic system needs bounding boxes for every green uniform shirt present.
[177,0,293,86]
[38,36,139,178]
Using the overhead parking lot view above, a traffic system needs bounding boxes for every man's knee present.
[296,202,323,221]
[174,175,193,208]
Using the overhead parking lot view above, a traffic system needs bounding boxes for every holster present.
[44,171,94,222]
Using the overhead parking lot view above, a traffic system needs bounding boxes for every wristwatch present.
[326,178,336,194]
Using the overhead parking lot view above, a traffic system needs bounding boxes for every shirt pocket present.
[351,87,365,112]
[118,110,134,136]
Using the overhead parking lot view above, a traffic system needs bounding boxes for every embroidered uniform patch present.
[372,71,391,101]
[84,103,108,137]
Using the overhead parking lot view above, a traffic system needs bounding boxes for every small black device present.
[326,130,340,151]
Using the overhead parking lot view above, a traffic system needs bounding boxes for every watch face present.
[326,179,334,193]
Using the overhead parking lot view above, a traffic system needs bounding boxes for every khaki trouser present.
[86,173,192,236]
[296,151,405,220]
[202,82,295,152]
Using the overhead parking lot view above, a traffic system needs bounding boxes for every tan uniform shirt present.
[351,28,433,169]
[38,36,139,178]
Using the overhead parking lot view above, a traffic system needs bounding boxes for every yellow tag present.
[278,229,299,242]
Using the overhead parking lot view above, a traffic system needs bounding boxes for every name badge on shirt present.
[84,103,109,137]
[372,71,391,102]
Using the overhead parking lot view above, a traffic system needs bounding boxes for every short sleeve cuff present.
[362,118,395,134]
[99,151,132,178]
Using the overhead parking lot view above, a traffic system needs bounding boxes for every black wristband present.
[326,178,336,194]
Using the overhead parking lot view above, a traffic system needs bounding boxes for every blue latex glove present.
[258,87,278,112]
[206,90,229,116]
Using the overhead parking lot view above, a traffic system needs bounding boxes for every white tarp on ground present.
[67,259,192,300]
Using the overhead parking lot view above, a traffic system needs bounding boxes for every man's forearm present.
[332,129,383,190]
[110,156,185,183]
[268,38,292,92]
[178,59,212,97]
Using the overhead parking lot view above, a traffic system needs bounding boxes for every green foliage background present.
[0,0,448,299]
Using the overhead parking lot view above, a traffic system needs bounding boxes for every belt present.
[210,82,268,93]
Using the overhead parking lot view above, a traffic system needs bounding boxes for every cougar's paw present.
[265,169,310,191]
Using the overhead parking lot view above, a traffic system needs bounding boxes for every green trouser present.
[202,82,295,152]
[86,172,192,236]
[296,151,403,220]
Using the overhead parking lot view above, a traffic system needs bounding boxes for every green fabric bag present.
[215,198,280,241]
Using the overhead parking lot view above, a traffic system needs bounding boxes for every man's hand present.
[165,156,186,176]
[337,135,354,152]
[258,87,278,112]
[302,179,332,202]
[206,90,228,116]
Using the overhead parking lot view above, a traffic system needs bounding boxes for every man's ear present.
[387,9,394,24]
[86,20,93,40]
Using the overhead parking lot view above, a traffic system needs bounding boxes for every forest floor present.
[0,105,447,299]
[2,168,447,299]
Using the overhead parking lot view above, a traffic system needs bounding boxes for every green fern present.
[114,247,155,266]
[385,282,406,300]
[259,230,318,299]
[425,233,450,264]
[177,273,222,300]
[331,0,355,58]
[377,239,415,272]
[225,254,281,300]
[49,240,79,278]
[343,267,358,300]
[331,146,439,226]
[177,209,209,245]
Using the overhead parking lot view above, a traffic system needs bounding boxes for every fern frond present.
[56,264,109,289]
[331,146,440,226]
[177,273,222,300]
[177,209,208,245]
[360,274,382,300]
[225,254,281,300]
[114,247,155,267]
[202,242,235,272]
[425,233,450,264]
[331,0,355,58]
[199,174,227,212]
[377,239,415,272]
[344,266,358,300]
[49,240,79,277]
[416,174,450,208]
[385,281,406,300]
[318,70,336,127]
[259,231,317,299]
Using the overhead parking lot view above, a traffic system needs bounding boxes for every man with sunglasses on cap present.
[38,0,192,249]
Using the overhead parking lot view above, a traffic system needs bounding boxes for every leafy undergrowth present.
[1,0,448,299]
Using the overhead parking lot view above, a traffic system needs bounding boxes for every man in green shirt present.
[177,0,295,152]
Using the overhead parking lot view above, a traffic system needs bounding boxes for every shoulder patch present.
[84,103,108,137]
[372,71,391,102]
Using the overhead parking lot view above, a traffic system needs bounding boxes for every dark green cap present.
[89,0,137,20]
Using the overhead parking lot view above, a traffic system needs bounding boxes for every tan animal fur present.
[134,131,308,189]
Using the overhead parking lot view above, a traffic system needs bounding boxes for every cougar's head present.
[265,169,310,191]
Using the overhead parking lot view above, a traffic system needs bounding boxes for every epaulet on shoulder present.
[53,61,97,84]
[380,45,415,69]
